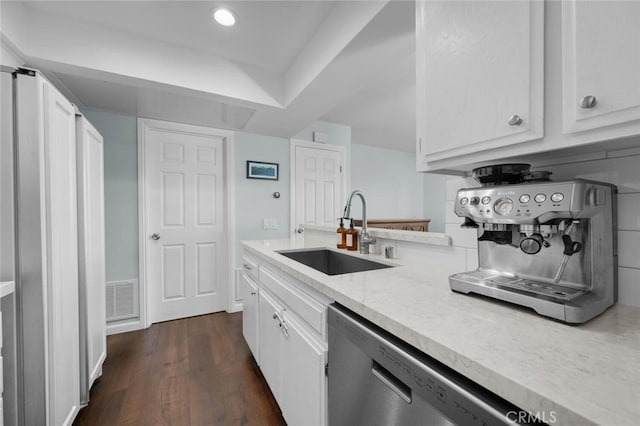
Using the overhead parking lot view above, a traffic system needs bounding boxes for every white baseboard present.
[228,301,243,313]
[106,318,146,335]
[227,268,243,313]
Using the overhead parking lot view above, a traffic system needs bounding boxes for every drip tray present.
[455,270,586,302]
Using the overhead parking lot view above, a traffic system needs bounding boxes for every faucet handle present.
[360,232,376,244]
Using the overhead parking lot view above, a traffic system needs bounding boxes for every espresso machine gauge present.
[450,177,617,324]
[493,198,514,215]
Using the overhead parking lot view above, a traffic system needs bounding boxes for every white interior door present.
[292,140,345,233]
[142,119,228,324]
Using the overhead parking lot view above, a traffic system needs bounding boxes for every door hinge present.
[325,363,329,377]
[340,165,343,173]
[15,68,36,77]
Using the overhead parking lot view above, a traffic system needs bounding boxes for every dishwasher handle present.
[371,361,412,404]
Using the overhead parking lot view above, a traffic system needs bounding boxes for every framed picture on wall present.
[246,161,279,180]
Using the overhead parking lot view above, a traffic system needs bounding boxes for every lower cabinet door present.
[258,290,285,405]
[241,273,259,360]
[281,313,327,426]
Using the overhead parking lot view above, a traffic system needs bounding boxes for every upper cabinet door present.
[562,1,640,133]
[416,0,544,165]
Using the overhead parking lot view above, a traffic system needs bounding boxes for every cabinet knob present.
[508,115,523,126]
[580,95,597,109]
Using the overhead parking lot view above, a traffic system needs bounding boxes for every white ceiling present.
[2,0,417,152]
[22,0,335,74]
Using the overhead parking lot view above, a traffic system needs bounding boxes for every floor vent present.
[106,280,139,322]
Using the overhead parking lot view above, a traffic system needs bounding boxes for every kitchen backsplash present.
[446,147,640,308]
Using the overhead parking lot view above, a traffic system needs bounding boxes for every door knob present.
[151,233,160,240]
[508,114,523,126]
[580,95,597,109]
[296,227,304,234]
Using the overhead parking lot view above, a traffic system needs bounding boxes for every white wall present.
[0,36,24,68]
[444,177,480,269]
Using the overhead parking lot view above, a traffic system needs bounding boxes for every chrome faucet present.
[343,190,376,254]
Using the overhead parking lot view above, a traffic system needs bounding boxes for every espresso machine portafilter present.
[449,174,617,324]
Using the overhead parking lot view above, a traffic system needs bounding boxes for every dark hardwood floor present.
[74,312,286,426]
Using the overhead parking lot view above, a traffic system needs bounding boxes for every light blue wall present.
[81,107,294,276]
[80,106,139,282]
[234,131,290,265]
[350,144,424,219]
[423,173,448,232]
[343,144,447,232]
[77,107,446,284]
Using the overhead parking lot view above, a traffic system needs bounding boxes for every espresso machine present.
[449,164,617,324]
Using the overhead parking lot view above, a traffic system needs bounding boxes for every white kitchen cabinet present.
[562,0,640,133]
[243,253,331,425]
[240,271,259,361]
[416,0,544,166]
[257,290,327,426]
[416,1,640,173]
[257,290,285,405]
[76,114,106,406]
[15,70,80,426]
[280,311,326,426]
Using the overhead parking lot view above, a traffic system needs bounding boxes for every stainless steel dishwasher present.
[328,304,539,426]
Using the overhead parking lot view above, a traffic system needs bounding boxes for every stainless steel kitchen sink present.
[277,249,393,276]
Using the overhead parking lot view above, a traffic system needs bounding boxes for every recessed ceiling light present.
[213,8,237,27]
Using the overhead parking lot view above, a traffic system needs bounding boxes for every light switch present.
[263,218,278,230]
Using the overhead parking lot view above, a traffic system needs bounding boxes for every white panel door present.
[144,120,227,323]
[562,0,640,133]
[293,142,344,232]
[43,80,81,426]
[76,115,106,404]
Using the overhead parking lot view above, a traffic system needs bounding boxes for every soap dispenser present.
[337,218,347,249]
[346,219,358,251]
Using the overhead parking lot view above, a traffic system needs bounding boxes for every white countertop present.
[243,237,640,426]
